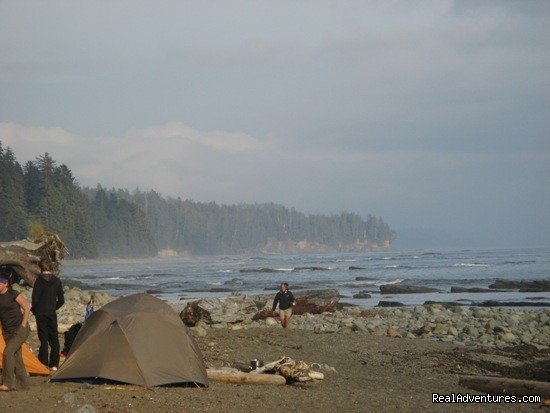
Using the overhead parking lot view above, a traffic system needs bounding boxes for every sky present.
[1,0,549,247]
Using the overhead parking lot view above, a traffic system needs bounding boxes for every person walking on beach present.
[0,268,30,391]
[31,259,64,371]
[272,282,295,328]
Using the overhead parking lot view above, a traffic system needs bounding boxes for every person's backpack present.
[62,323,82,355]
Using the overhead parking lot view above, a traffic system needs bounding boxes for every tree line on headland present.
[0,141,395,258]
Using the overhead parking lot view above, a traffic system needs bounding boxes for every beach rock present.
[349,267,367,271]
[355,276,375,281]
[189,326,207,337]
[380,284,439,294]
[179,294,259,326]
[377,301,405,307]
[353,292,372,299]
[476,301,550,307]
[75,405,97,413]
[252,309,278,321]
[293,266,329,272]
[423,301,463,309]
[386,328,402,338]
[265,317,278,326]
[450,286,503,293]
[488,279,550,292]
[500,332,517,343]
[60,392,76,405]
[239,268,279,273]
[287,290,340,315]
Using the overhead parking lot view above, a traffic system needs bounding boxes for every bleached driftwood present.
[206,369,286,385]
[459,375,550,399]
[0,233,66,286]
[251,356,325,383]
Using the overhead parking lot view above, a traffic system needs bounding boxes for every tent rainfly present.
[51,293,208,387]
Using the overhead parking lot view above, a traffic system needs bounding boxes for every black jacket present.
[31,274,64,315]
[272,290,295,311]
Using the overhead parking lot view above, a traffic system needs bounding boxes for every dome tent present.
[51,293,208,387]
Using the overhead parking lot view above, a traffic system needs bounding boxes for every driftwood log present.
[0,233,66,286]
[206,369,286,385]
[459,375,550,399]
[251,356,325,383]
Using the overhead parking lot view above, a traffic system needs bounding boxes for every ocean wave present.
[384,265,413,269]
[292,266,330,272]
[218,269,234,273]
[382,278,404,285]
[453,263,489,268]
[275,268,294,272]
[344,278,404,288]
[501,260,536,265]
[336,259,356,262]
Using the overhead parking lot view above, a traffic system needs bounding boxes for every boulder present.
[265,317,278,326]
[380,284,439,294]
[377,301,406,307]
[179,293,260,326]
[352,292,372,299]
[476,300,550,307]
[252,309,278,321]
[450,286,504,293]
[488,279,550,292]
[253,289,340,317]
[423,301,464,309]
[386,328,402,338]
[292,289,340,314]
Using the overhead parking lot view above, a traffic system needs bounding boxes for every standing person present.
[85,295,94,320]
[272,282,295,328]
[0,269,30,391]
[31,259,64,371]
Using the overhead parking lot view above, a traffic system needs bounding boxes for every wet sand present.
[1,328,547,412]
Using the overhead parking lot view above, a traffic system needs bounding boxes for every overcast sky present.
[1,0,549,247]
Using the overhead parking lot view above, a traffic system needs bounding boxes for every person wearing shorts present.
[272,283,295,328]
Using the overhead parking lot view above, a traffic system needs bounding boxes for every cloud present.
[1,1,549,246]
[0,122,267,196]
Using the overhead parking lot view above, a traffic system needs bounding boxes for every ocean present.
[62,247,550,307]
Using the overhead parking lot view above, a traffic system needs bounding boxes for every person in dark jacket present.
[272,282,295,328]
[0,268,30,391]
[31,259,64,370]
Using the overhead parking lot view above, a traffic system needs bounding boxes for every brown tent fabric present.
[51,293,208,387]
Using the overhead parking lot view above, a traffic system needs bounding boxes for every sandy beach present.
[0,328,547,412]
[0,286,548,412]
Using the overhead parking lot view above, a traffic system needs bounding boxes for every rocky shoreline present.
[13,285,549,351]
[184,300,550,350]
